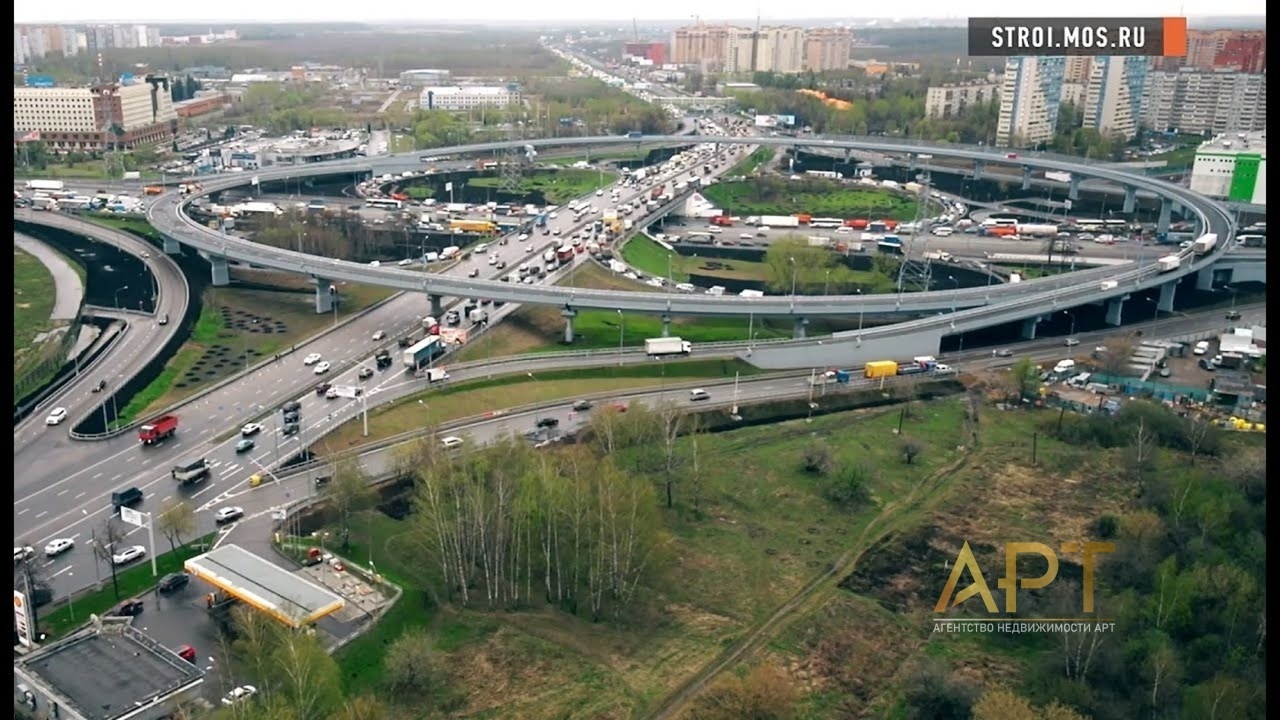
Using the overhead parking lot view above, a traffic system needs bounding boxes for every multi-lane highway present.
[67,302,1264,603]
[14,213,190,452]
[14,137,759,600]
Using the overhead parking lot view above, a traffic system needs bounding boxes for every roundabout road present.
[13,212,190,456]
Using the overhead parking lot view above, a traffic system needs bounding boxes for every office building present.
[624,42,666,66]
[804,28,854,72]
[925,81,1000,119]
[13,79,178,152]
[671,24,849,74]
[1189,131,1266,205]
[996,57,1066,147]
[1082,56,1148,141]
[419,85,521,111]
[399,69,451,87]
[1142,68,1266,135]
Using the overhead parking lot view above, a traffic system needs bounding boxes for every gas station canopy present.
[184,544,344,627]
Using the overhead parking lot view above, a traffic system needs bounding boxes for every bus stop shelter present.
[184,544,345,628]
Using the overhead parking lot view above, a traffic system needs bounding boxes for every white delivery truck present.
[1157,255,1182,273]
[645,337,693,357]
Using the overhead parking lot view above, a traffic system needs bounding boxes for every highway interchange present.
[13,113,1249,604]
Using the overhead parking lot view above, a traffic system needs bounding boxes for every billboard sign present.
[119,506,146,527]
[754,115,778,128]
[24,74,55,88]
[14,591,34,647]
[439,328,469,346]
[775,114,797,127]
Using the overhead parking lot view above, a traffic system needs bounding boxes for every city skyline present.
[12,1,1265,25]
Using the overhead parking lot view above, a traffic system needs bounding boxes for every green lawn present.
[389,134,416,153]
[15,163,161,180]
[727,147,776,176]
[466,168,617,204]
[14,247,58,354]
[703,181,920,221]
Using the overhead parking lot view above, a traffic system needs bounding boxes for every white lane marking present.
[18,508,29,516]
[56,489,68,497]
[35,511,47,519]
[74,492,85,499]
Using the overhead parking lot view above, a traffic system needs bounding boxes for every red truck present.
[711,215,733,227]
[138,415,178,445]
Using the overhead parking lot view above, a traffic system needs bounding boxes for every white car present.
[473,243,488,253]
[215,506,245,524]
[313,361,332,375]
[44,538,75,557]
[45,407,68,425]
[221,685,258,706]
[303,353,323,366]
[14,546,35,563]
[595,189,603,196]
[517,233,529,241]
[112,545,147,566]
[524,244,533,253]
[372,330,386,341]
[240,422,263,437]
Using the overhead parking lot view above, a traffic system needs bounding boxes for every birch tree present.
[155,498,196,553]
[324,458,376,551]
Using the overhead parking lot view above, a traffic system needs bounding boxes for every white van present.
[689,389,710,402]
[1053,359,1077,375]
[1193,341,1210,356]
[440,436,464,449]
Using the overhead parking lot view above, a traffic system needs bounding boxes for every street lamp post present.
[616,309,624,366]
[113,286,130,311]
[1064,310,1076,337]
[527,372,541,429]
[948,276,959,313]
[824,269,830,296]
[856,289,865,340]
[330,285,338,327]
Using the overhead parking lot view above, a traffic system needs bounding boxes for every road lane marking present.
[35,511,47,519]
[57,489,68,497]
[92,472,103,479]
[74,492,85,499]
[18,508,29,516]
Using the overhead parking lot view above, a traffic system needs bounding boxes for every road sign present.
[13,591,33,647]
[119,506,146,527]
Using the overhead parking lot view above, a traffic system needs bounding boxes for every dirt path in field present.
[646,453,971,720]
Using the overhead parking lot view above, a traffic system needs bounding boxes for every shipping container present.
[864,361,899,379]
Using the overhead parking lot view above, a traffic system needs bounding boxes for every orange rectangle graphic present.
[1162,17,1187,57]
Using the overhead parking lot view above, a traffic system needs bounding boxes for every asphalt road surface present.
[14,213,189,454]
[14,232,85,320]
[20,303,1262,601]
[14,133,755,595]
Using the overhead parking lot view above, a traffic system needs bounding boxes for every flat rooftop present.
[15,620,204,720]
[185,544,344,627]
[1197,132,1267,156]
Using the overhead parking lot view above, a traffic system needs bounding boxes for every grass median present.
[315,358,764,453]
[35,535,215,641]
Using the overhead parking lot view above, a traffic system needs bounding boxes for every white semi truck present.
[644,337,693,357]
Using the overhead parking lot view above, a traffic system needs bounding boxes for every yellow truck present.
[864,360,899,379]
[450,219,496,234]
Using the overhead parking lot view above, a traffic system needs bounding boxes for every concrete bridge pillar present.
[162,235,181,254]
[1195,267,1215,291]
[1122,186,1137,214]
[792,317,808,340]
[1158,281,1177,313]
[1020,316,1041,340]
[210,256,230,287]
[1021,166,1032,191]
[661,314,672,337]
[561,307,578,344]
[908,153,918,172]
[1157,199,1173,234]
[843,148,853,163]
[1105,296,1126,326]
[314,280,335,314]
[973,159,986,180]
[429,294,444,318]
[1068,175,1081,201]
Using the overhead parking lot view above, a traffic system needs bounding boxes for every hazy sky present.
[12,1,1262,24]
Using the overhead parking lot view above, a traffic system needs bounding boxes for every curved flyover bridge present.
[146,135,1238,369]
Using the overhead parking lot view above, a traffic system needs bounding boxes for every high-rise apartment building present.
[1142,68,1266,135]
[15,24,163,65]
[1082,56,1149,141]
[804,28,853,72]
[1161,29,1266,73]
[996,57,1066,147]
[925,81,1000,119]
[13,79,177,151]
[672,24,849,74]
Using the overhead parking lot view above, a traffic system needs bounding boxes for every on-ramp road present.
[13,213,189,454]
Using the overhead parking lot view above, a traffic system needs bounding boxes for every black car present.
[995,349,1015,358]
[114,599,145,616]
[282,423,301,437]
[535,417,560,429]
[158,573,190,594]
[92,379,107,393]
[282,400,302,414]
[375,352,393,369]
[398,336,413,348]
[283,411,300,424]
[314,475,332,488]
[315,382,332,396]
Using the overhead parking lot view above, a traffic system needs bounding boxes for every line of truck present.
[818,356,954,384]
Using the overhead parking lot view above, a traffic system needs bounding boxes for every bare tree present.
[1128,419,1158,496]
[384,630,441,696]
[1097,337,1139,377]
[272,628,345,719]
[802,443,836,475]
[688,414,704,515]
[323,458,376,551]
[657,402,684,509]
[1145,633,1181,716]
[1181,413,1218,464]
[91,518,128,600]
[331,696,389,720]
[155,498,196,553]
